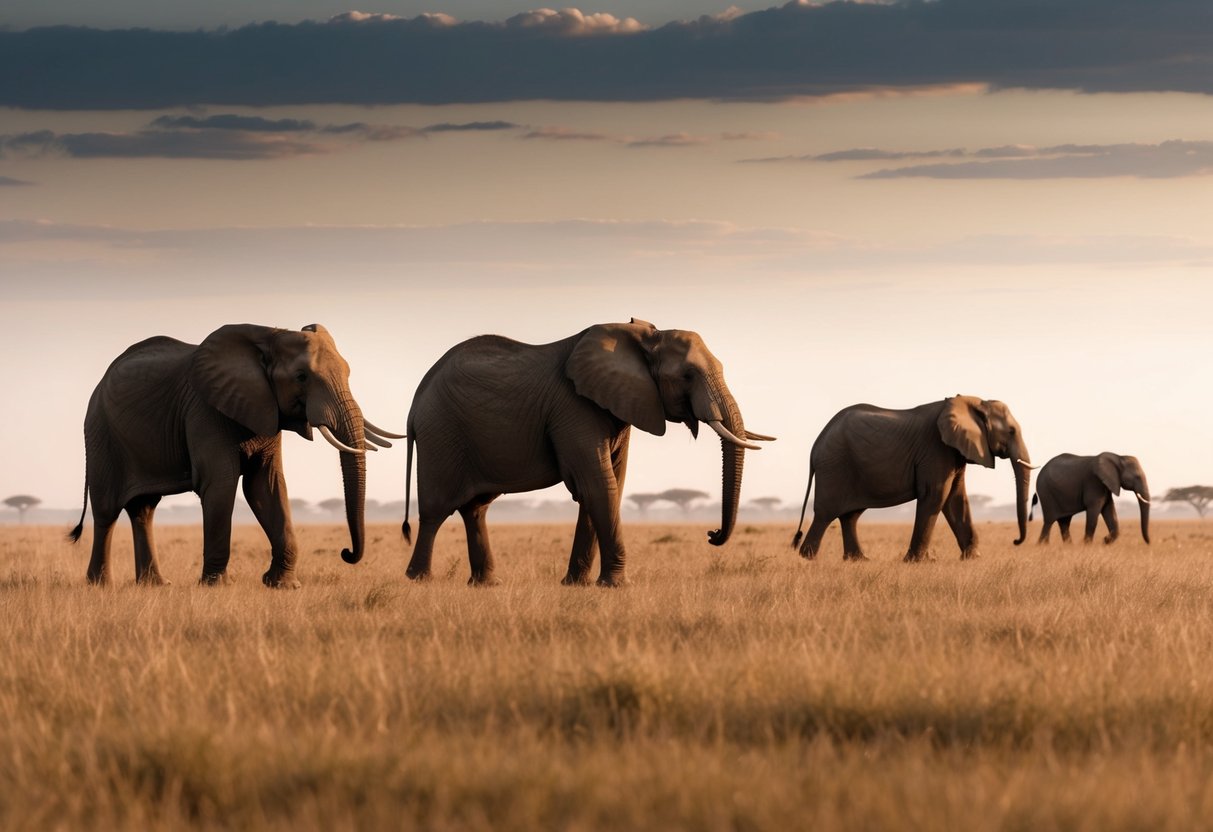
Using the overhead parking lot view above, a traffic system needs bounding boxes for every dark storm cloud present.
[861,141,1213,179]
[2,128,324,160]
[3,0,1211,109]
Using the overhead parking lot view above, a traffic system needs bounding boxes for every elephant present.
[1030,452,1150,545]
[400,318,774,586]
[68,323,401,587]
[792,396,1033,561]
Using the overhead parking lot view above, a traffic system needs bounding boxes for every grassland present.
[2,518,1212,830]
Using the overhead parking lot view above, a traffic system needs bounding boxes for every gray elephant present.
[400,318,773,586]
[1030,452,1150,544]
[793,395,1032,561]
[69,323,401,587]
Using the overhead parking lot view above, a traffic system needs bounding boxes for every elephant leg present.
[126,495,169,585]
[458,496,499,586]
[798,513,833,559]
[86,506,120,585]
[1037,516,1053,544]
[241,451,301,589]
[1101,500,1120,544]
[904,482,949,562]
[406,518,444,581]
[562,505,598,585]
[840,511,868,561]
[942,476,979,559]
[198,467,240,585]
[1083,505,1101,543]
[1058,516,1073,543]
[569,445,627,587]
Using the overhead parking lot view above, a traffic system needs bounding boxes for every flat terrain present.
[2,518,1212,830]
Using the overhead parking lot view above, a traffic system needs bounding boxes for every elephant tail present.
[1029,492,1038,521]
[791,464,814,549]
[67,474,87,543]
[401,434,414,545]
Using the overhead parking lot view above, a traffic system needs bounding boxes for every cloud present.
[422,120,519,133]
[744,147,967,163]
[625,132,710,148]
[0,176,33,186]
[522,126,613,142]
[3,1,1211,108]
[859,140,1213,179]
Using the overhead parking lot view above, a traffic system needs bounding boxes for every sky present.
[2,0,1212,525]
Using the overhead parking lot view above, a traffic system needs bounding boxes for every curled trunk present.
[333,401,367,564]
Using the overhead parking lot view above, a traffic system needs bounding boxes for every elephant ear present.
[1095,453,1123,496]
[937,396,995,468]
[188,324,281,437]
[565,323,667,436]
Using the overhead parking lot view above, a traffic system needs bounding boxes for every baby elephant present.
[1031,452,1150,545]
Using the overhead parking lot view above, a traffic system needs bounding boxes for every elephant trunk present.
[1137,485,1151,545]
[705,380,745,547]
[1011,440,1031,546]
[330,397,367,564]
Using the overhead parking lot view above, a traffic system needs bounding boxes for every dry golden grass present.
[2,518,1213,830]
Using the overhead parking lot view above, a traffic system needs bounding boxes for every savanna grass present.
[1,520,1212,829]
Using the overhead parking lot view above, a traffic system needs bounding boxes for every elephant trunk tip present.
[401,520,412,545]
[792,530,803,550]
[341,547,363,565]
[1013,535,1026,546]
[707,528,730,547]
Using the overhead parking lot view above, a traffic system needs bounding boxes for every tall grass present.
[1,520,1211,829]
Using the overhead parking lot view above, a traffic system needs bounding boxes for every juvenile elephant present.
[1031,452,1150,544]
[793,396,1032,561]
[401,318,773,586]
[70,323,401,587]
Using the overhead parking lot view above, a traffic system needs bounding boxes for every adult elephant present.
[69,323,401,587]
[792,396,1032,561]
[1031,452,1150,545]
[401,319,773,586]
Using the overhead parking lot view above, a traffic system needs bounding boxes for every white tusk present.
[363,420,405,439]
[707,420,762,450]
[745,430,777,442]
[365,432,392,449]
[1015,458,1040,470]
[1136,493,1150,504]
[363,442,378,452]
[318,425,365,455]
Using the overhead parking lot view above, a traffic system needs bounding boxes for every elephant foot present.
[136,573,172,587]
[405,568,432,582]
[262,569,301,589]
[1102,535,1117,545]
[798,547,818,561]
[902,551,934,563]
[86,570,110,586]
[199,571,234,586]
[596,573,629,588]
[561,572,593,586]
[468,573,501,587]
[960,548,981,561]
[842,552,869,562]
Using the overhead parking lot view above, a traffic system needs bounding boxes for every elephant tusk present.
[365,432,392,449]
[363,442,378,452]
[1015,458,1040,470]
[1136,493,1150,504]
[318,425,365,455]
[364,420,405,440]
[707,420,761,450]
[745,430,777,442]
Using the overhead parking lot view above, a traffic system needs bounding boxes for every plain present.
[1,519,1212,830]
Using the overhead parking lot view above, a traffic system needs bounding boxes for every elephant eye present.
[294,371,307,383]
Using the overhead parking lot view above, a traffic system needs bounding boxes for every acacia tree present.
[749,496,782,512]
[318,498,345,516]
[1162,486,1213,518]
[658,488,710,515]
[627,493,663,516]
[3,495,41,524]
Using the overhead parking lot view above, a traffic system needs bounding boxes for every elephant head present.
[566,319,772,547]
[1096,452,1150,543]
[937,395,1032,545]
[189,323,399,565]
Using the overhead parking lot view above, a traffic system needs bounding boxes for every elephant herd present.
[69,320,1150,588]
